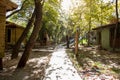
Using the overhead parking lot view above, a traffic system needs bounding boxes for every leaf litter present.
[67,46,120,80]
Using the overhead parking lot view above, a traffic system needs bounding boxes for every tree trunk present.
[87,0,92,46]
[17,0,43,68]
[0,58,3,70]
[113,0,119,51]
[100,0,103,26]
[11,10,35,59]
[75,29,79,55]
[66,35,69,48]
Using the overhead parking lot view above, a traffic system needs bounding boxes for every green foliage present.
[8,0,34,27]
[7,0,120,43]
[79,39,87,45]
[43,2,59,24]
[67,0,116,37]
[38,0,64,43]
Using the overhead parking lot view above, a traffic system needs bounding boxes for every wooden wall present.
[6,27,24,45]
[0,3,6,58]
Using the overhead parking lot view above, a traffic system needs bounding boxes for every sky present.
[11,0,114,12]
[61,0,72,12]
[103,0,114,3]
[61,0,114,12]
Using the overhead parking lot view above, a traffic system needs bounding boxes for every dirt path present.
[44,46,82,80]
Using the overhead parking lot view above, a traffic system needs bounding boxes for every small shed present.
[5,21,25,49]
[93,23,120,50]
[0,0,17,57]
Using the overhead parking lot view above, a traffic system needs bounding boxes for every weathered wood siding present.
[11,28,24,45]
[0,4,6,58]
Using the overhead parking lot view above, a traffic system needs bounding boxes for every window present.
[7,29,11,42]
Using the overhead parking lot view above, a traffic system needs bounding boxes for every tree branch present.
[41,0,45,6]
[6,0,27,18]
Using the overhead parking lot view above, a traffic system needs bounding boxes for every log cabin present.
[0,0,17,57]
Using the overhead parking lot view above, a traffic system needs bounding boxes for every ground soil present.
[0,47,53,80]
[1,45,120,80]
[67,46,120,80]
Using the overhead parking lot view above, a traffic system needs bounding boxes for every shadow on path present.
[44,46,82,80]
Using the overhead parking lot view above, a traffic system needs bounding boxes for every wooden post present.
[75,29,79,55]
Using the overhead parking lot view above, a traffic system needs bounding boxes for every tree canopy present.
[8,0,119,37]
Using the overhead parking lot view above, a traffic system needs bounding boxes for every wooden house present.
[6,21,25,49]
[0,0,17,58]
[93,23,120,51]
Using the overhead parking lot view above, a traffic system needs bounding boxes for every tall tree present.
[87,0,92,46]
[41,0,61,43]
[11,10,35,59]
[75,29,79,55]
[113,0,119,51]
[17,0,44,68]
[11,0,60,59]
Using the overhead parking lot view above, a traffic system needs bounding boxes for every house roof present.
[0,0,18,11]
[93,23,120,30]
[6,21,25,29]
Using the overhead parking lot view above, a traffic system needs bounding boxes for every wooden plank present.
[0,6,6,13]
[0,12,5,58]
[0,10,5,14]
[0,33,5,58]
[0,16,6,22]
